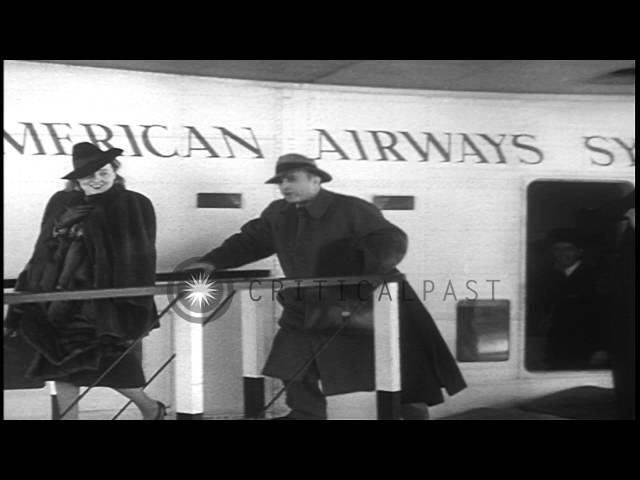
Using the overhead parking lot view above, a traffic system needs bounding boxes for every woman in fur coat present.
[5,142,165,420]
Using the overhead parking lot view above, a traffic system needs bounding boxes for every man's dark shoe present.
[270,414,297,420]
[269,413,326,420]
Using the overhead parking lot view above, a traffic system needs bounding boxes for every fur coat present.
[6,184,158,380]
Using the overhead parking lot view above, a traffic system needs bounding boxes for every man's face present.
[551,241,582,270]
[78,163,117,196]
[277,169,321,203]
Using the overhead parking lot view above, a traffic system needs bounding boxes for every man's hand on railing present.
[181,261,216,275]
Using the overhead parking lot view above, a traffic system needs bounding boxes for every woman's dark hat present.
[265,153,332,184]
[62,142,123,179]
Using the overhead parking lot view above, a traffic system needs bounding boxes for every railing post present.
[48,381,60,420]
[241,288,266,419]
[173,308,204,420]
[373,281,402,420]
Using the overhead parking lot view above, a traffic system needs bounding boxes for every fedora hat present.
[62,142,123,179]
[549,228,585,248]
[265,153,332,184]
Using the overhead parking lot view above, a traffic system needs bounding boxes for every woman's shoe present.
[153,401,167,420]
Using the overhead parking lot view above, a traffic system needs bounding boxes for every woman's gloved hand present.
[54,205,94,228]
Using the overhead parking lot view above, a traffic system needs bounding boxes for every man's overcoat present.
[202,188,466,404]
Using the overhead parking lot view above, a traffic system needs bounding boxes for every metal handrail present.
[3,273,405,305]
[2,269,273,289]
[3,270,405,419]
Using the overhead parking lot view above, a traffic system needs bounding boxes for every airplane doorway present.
[525,180,634,371]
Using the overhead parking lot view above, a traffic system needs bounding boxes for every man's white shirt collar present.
[564,260,582,277]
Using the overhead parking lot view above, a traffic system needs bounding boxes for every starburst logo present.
[184,273,219,309]
[168,257,235,323]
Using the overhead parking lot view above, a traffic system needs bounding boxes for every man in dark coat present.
[583,190,635,419]
[540,228,606,369]
[189,153,466,419]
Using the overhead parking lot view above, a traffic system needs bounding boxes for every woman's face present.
[78,163,116,195]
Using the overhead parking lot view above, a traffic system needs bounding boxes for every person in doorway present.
[5,142,166,420]
[541,228,607,369]
[187,153,466,420]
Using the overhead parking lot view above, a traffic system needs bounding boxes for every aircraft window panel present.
[373,196,415,210]
[197,193,243,209]
[456,299,510,362]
